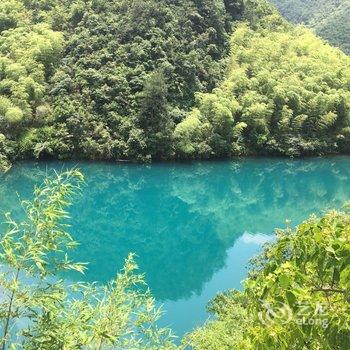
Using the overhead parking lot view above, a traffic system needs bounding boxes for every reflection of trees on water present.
[0,157,350,301]
[170,158,350,241]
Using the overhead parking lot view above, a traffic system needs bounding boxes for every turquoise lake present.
[0,157,350,338]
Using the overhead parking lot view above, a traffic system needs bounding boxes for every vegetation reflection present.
[0,158,350,301]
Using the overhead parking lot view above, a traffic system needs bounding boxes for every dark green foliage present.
[49,0,243,160]
[0,0,245,165]
[270,0,350,53]
[0,133,13,171]
[135,71,173,160]
[313,1,350,54]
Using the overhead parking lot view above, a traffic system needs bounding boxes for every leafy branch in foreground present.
[186,209,350,349]
[0,170,178,350]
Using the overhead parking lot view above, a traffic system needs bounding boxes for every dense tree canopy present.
[48,0,246,161]
[175,16,350,158]
[270,0,350,54]
[0,0,65,169]
[0,0,247,167]
[0,0,349,169]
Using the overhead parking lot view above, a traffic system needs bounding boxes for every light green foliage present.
[4,107,23,124]
[0,170,178,349]
[176,19,350,157]
[187,209,350,349]
[185,291,251,349]
[0,23,64,123]
[0,1,64,166]
[174,109,211,157]
[0,0,27,33]
[270,0,350,54]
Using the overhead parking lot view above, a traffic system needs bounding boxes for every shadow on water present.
[1,157,350,333]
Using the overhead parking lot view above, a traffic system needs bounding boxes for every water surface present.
[0,157,349,336]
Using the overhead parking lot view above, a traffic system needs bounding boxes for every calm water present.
[0,157,350,337]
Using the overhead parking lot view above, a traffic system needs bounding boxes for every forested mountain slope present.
[0,0,245,169]
[0,0,349,170]
[270,0,350,53]
[175,12,350,158]
[49,0,244,161]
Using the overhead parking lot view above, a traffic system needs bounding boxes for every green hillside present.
[270,0,350,53]
[175,12,350,157]
[0,2,349,348]
[0,0,349,170]
[0,0,245,169]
